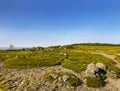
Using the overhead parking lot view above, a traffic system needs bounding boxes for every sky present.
[0,0,120,47]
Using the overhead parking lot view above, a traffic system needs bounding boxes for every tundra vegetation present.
[0,43,120,90]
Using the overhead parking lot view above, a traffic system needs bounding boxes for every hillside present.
[0,43,120,91]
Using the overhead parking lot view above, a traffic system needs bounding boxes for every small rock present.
[62,75,70,82]
[49,74,58,79]
[58,77,62,82]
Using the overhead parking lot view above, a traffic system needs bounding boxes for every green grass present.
[62,43,120,54]
[1,44,120,77]
[3,50,66,69]
[62,52,120,77]
[1,44,120,90]
[115,56,120,63]
[62,52,111,72]
[86,77,104,88]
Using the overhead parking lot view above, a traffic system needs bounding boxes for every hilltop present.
[0,43,120,91]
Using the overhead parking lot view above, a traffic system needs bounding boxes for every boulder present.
[96,63,106,71]
[85,63,98,77]
[85,63,107,77]
[87,63,98,72]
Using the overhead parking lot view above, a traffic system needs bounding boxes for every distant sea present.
[0,47,31,50]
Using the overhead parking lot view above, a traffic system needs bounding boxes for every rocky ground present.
[0,53,120,91]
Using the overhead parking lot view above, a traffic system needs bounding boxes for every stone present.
[85,63,107,77]
[62,75,70,82]
[58,77,62,82]
[49,74,58,79]
[85,63,98,77]
[96,63,106,71]
[87,63,98,72]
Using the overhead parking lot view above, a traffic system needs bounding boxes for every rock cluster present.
[0,62,120,91]
[44,70,82,88]
[0,67,83,91]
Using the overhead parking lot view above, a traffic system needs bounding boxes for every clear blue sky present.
[0,0,120,47]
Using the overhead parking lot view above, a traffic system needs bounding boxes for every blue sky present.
[0,0,120,47]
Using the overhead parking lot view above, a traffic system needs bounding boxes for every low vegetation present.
[3,50,66,69]
[43,70,81,87]
[115,55,120,63]
[0,43,120,76]
[1,43,120,89]
[85,77,104,88]
[62,52,120,77]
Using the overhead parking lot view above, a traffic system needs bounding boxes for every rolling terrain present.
[0,43,120,91]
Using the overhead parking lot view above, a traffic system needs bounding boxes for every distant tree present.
[9,44,14,49]
[36,46,44,50]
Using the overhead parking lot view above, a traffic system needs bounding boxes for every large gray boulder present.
[96,63,106,71]
[85,63,98,77]
[85,63,106,77]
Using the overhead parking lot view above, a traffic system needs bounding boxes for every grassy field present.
[3,50,66,69]
[62,52,120,76]
[62,43,120,54]
[0,43,120,76]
